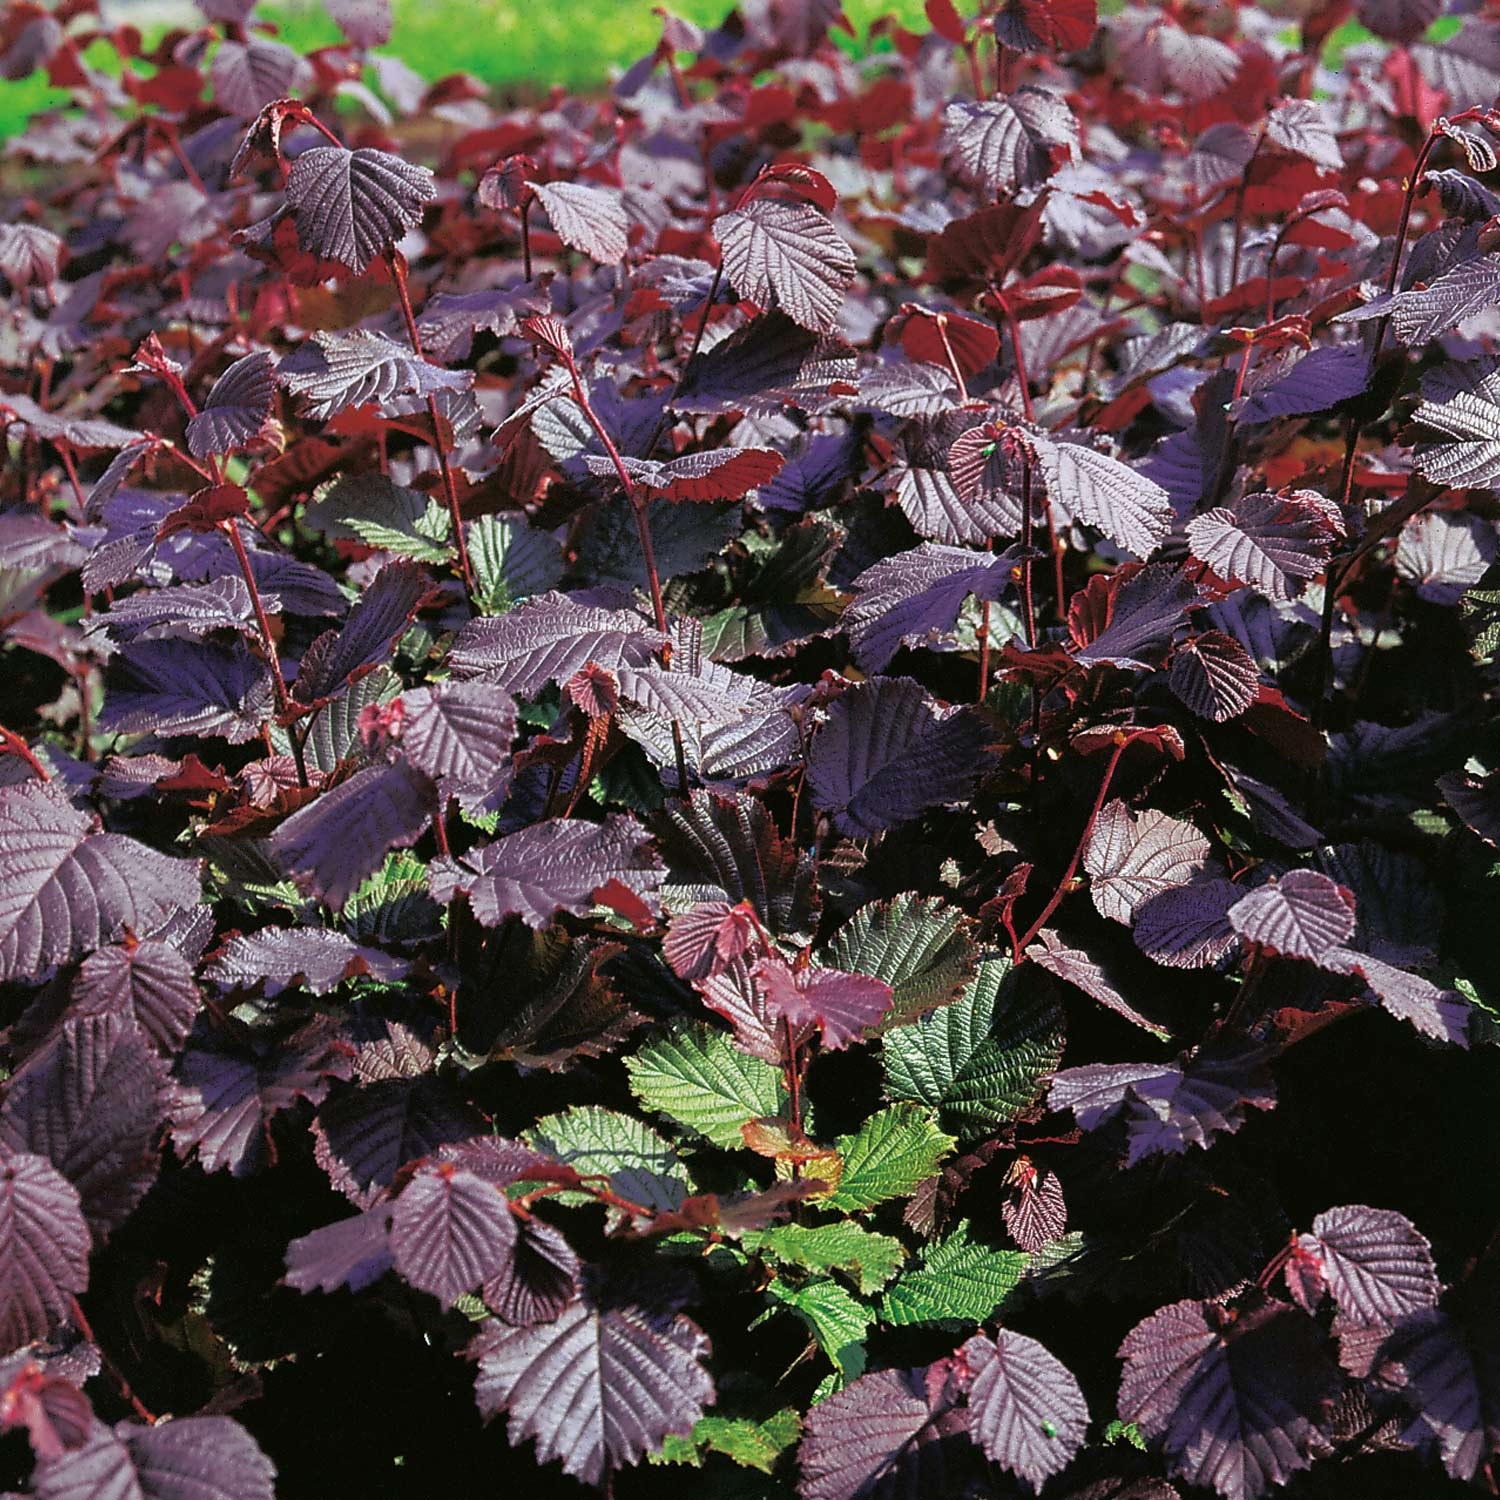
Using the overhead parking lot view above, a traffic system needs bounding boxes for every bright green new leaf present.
[466,511,565,615]
[879,1219,1026,1326]
[649,1410,802,1472]
[525,1104,690,1217]
[765,1276,870,1382]
[824,1103,954,1211]
[743,1222,907,1294]
[625,1025,787,1150]
[882,953,1064,1140]
[818,893,977,1027]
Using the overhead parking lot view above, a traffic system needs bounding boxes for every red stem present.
[520,200,533,281]
[0,725,51,781]
[560,359,691,793]
[1014,730,1153,957]
[385,252,477,598]
[783,1016,804,1137]
[67,1296,157,1425]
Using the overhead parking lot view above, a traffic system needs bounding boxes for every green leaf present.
[625,1025,787,1150]
[743,1222,907,1294]
[525,1105,690,1217]
[882,953,1064,1140]
[824,1104,954,1212]
[818,894,977,1027]
[304,474,451,561]
[1104,1419,1147,1450]
[764,1276,869,1382]
[466,512,564,615]
[650,1411,802,1472]
[878,1220,1026,1327]
[341,852,441,944]
[1462,586,1500,663]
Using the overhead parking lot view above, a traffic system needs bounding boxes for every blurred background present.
[2,0,929,132]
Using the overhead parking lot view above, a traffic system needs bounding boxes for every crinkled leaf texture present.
[0,1013,167,1240]
[1118,1298,1341,1500]
[185,352,275,459]
[470,1281,713,1485]
[531,180,630,264]
[807,677,992,837]
[277,330,470,421]
[1050,1043,1276,1166]
[430,815,664,928]
[32,1414,276,1500]
[1227,870,1355,960]
[0,1146,90,1353]
[964,1328,1089,1485]
[0,783,201,982]
[390,1161,519,1307]
[284,145,436,274]
[1032,433,1173,558]
[1084,801,1211,926]
[714,198,857,332]
[1294,1204,1440,1327]
[797,1364,973,1500]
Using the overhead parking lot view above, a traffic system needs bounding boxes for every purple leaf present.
[446,590,662,697]
[1117,1298,1340,1500]
[1026,929,1171,1036]
[417,283,553,361]
[1132,879,1242,969]
[962,1328,1088,1485]
[326,0,393,48]
[845,543,1016,672]
[93,577,264,645]
[206,927,408,997]
[100,637,272,744]
[0,392,142,451]
[1413,358,1500,486]
[751,954,893,1049]
[0,1148,89,1352]
[0,1014,167,1240]
[390,1162,518,1307]
[1168,632,1259,722]
[314,1078,480,1208]
[807,677,993,837]
[0,782,202,983]
[1375,1306,1500,1481]
[797,1364,972,1500]
[0,224,66,288]
[714,198,857,333]
[284,1205,395,1294]
[1227,870,1356,960]
[430,815,664,928]
[470,1283,713,1485]
[1319,949,1470,1045]
[1051,1044,1276,1165]
[1357,0,1442,43]
[589,447,787,503]
[277,330,469,421]
[211,39,310,118]
[185,353,275,459]
[1185,491,1340,600]
[1264,99,1342,170]
[1084,801,1212,925]
[33,1415,276,1500]
[1395,511,1496,605]
[284,146,436,274]
[483,1216,580,1328]
[1001,1160,1067,1251]
[674,312,857,414]
[398,681,517,812]
[1032,434,1174,559]
[1069,564,1197,668]
[70,941,200,1054]
[943,90,1077,194]
[270,761,433,910]
[530,180,629,264]
[169,1019,352,1176]
[294,559,431,704]
[1295,1205,1440,1327]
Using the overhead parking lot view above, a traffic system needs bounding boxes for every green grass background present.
[1,0,928,135]
[3,1,1392,139]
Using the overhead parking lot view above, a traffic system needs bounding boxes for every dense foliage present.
[1,0,1499,1495]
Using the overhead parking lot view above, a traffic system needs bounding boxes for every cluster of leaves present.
[1,0,1499,1494]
